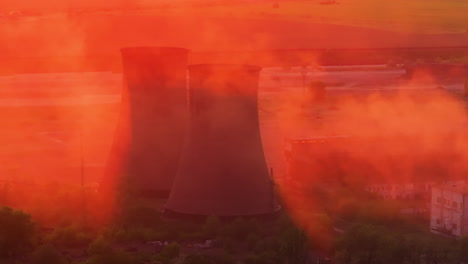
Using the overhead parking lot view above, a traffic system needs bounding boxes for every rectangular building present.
[430,184,468,238]
[366,182,438,200]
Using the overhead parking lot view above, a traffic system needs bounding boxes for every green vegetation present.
[86,236,143,264]
[2,183,468,264]
[168,0,468,33]
[0,206,35,260]
[334,223,464,264]
[153,242,180,263]
[31,244,68,264]
[182,254,212,264]
[46,226,93,249]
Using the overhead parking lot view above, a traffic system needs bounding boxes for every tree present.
[229,217,255,240]
[203,215,221,238]
[46,225,92,248]
[211,252,235,264]
[31,244,68,264]
[87,237,135,264]
[88,236,112,256]
[0,206,35,259]
[246,233,260,248]
[87,249,134,264]
[183,254,212,264]
[459,236,468,263]
[335,224,382,264]
[259,250,281,264]
[280,226,309,264]
[154,242,180,263]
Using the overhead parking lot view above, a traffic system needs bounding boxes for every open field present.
[0,68,466,187]
[1,0,467,74]
[166,0,468,34]
[2,0,467,34]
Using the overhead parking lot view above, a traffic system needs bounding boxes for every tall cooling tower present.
[104,47,189,198]
[165,64,277,217]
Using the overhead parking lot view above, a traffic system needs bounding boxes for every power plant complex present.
[104,47,278,217]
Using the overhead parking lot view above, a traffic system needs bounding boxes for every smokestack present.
[165,64,277,217]
[103,47,189,198]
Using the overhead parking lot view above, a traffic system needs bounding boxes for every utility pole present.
[80,125,87,227]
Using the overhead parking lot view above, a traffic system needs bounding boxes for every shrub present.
[31,244,68,264]
[246,233,260,248]
[88,236,112,256]
[87,236,135,264]
[87,249,134,264]
[203,215,221,238]
[153,242,180,263]
[211,252,235,264]
[0,207,35,259]
[46,226,92,248]
[183,254,212,264]
[161,242,180,260]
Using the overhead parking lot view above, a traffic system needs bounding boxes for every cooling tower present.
[165,64,277,217]
[104,47,189,198]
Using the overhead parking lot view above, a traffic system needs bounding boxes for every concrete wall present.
[166,64,277,216]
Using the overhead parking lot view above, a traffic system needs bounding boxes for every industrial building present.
[104,47,189,197]
[165,64,278,217]
[430,183,468,238]
[365,183,435,200]
[284,136,358,187]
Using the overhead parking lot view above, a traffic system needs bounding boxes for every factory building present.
[430,183,468,238]
[365,183,435,200]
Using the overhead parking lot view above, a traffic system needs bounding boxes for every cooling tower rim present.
[188,64,262,72]
[120,46,190,55]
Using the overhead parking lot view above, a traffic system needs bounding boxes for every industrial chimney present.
[165,64,277,217]
[103,47,189,198]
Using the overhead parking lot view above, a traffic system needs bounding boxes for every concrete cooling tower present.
[165,64,277,217]
[104,47,189,198]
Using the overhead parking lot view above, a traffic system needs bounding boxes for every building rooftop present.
[436,182,468,194]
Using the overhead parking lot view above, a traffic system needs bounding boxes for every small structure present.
[430,183,468,237]
[284,136,354,186]
[405,63,468,80]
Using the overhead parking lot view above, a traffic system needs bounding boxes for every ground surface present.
[0,67,465,187]
[2,0,467,33]
[0,0,467,62]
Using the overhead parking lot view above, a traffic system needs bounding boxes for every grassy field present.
[157,0,468,34]
[0,103,119,185]
[0,0,467,75]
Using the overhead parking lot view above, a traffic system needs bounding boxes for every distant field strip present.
[172,0,468,33]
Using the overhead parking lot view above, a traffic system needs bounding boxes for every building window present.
[436,219,441,224]
[453,202,458,208]
[437,197,443,203]
[453,224,457,230]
